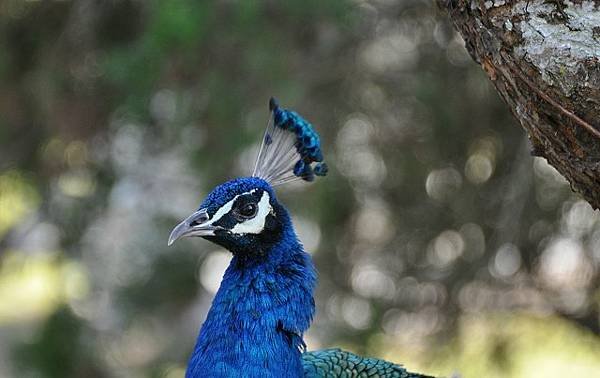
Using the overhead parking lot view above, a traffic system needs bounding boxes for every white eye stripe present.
[230,191,272,234]
[204,189,256,226]
[206,189,271,233]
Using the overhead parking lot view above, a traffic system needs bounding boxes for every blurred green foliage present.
[0,1,598,377]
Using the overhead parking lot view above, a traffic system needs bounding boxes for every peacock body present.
[168,99,432,378]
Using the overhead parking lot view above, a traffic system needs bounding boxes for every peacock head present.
[168,98,327,255]
[168,177,284,255]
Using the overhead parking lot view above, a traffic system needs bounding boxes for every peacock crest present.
[252,98,328,186]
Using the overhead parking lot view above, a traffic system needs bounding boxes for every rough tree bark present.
[439,0,600,208]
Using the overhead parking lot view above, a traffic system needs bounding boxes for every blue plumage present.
[168,99,432,377]
[186,178,316,377]
[184,177,315,376]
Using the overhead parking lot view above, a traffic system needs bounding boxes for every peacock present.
[168,98,433,378]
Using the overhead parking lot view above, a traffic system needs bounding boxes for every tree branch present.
[440,0,600,208]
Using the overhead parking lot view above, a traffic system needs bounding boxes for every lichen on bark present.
[515,1,600,96]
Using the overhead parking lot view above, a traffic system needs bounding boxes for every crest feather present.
[252,98,327,186]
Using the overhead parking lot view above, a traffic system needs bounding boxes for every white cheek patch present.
[230,191,272,235]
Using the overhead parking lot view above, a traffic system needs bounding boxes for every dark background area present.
[0,1,598,377]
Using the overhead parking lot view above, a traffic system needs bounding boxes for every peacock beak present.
[168,208,218,246]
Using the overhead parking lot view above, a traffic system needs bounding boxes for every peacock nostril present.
[189,212,209,227]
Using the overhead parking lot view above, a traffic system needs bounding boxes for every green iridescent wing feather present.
[302,348,434,378]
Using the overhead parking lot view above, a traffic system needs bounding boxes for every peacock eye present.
[237,202,258,219]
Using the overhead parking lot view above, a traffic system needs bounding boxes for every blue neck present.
[186,215,316,378]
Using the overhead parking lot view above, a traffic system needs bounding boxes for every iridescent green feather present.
[302,348,434,378]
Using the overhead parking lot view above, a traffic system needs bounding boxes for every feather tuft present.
[253,98,327,186]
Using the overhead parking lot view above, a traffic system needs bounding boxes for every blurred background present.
[0,1,598,377]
